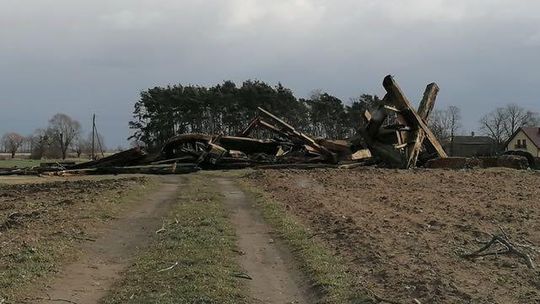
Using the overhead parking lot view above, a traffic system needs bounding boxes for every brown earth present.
[32,176,180,304]
[0,177,153,302]
[245,168,540,303]
[217,177,312,304]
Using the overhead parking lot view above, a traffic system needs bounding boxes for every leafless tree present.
[47,113,81,160]
[480,104,539,146]
[29,128,50,159]
[429,105,462,143]
[447,106,462,139]
[502,103,539,139]
[480,107,507,146]
[1,132,24,158]
[73,137,89,158]
[74,132,106,158]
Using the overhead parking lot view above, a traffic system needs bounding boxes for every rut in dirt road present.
[32,176,181,304]
[217,177,313,304]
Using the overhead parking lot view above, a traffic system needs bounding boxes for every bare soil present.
[217,177,312,304]
[245,168,540,303]
[32,176,180,304]
[0,176,164,303]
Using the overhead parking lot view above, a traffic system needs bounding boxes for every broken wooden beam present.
[406,82,440,168]
[257,107,337,163]
[70,147,147,169]
[382,75,448,160]
[239,115,260,137]
[43,164,200,176]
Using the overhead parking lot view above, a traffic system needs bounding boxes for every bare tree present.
[429,105,462,142]
[480,104,539,147]
[1,132,24,158]
[73,136,88,158]
[47,113,81,160]
[502,103,539,139]
[75,132,106,158]
[480,107,507,146]
[29,128,50,160]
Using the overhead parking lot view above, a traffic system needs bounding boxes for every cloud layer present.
[1,0,539,145]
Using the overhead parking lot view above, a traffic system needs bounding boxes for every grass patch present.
[238,177,374,304]
[102,175,248,304]
[0,177,157,303]
[0,158,88,168]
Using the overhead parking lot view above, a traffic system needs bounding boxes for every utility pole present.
[59,132,64,159]
[91,114,96,160]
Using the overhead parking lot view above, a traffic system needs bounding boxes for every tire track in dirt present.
[216,177,312,304]
[31,176,182,304]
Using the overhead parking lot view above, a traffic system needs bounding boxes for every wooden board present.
[406,82,439,168]
[257,107,337,163]
[383,75,448,160]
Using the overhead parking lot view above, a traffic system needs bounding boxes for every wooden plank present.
[351,149,372,160]
[239,115,260,137]
[366,105,388,138]
[406,82,440,168]
[358,127,404,167]
[257,107,337,163]
[417,83,438,119]
[70,147,146,169]
[258,120,290,138]
[382,75,448,160]
[363,110,372,122]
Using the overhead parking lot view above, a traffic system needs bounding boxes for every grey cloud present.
[1,0,539,145]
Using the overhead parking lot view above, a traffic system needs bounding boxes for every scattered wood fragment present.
[232,272,253,280]
[157,261,179,273]
[351,149,372,161]
[70,147,147,169]
[42,164,200,176]
[155,219,168,234]
[72,235,97,242]
[462,228,536,269]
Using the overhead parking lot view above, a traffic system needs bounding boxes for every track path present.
[33,176,181,304]
[217,177,312,304]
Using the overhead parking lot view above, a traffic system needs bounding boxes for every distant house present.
[445,132,497,157]
[506,127,540,157]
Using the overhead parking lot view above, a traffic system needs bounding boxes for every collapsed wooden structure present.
[354,75,447,168]
[0,75,452,176]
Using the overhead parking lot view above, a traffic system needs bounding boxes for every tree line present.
[4,80,537,159]
[129,80,380,149]
[130,79,539,153]
[1,113,106,160]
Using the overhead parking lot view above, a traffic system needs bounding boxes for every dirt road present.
[32,176,181,304]
[217,177,312,304]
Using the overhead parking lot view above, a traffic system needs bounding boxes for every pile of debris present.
[351,75,447,169]
[153,107,354,170]
[2,75,456,176]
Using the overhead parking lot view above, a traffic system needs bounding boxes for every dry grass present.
[101,174,249,304]
[0,176,157,303]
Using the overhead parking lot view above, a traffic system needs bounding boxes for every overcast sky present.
[1,0,539,147]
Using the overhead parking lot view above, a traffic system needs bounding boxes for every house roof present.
[519,127,540,149]
[452,135,494,145]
